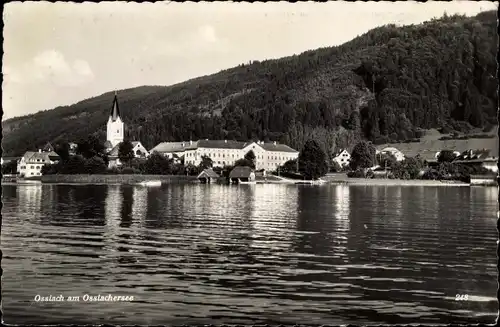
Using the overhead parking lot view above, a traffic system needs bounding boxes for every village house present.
[332,149,351,167]
[376,147,406,161]
[68,142,78,155]
[150,139,299,171]
[104,92,149,168]
[229,166,255,183]
[17,149,60,178]
[197,168,220,184]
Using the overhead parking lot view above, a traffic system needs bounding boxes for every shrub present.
[347,168,365,178]
[106,167,120,175]
[121,167,140,175]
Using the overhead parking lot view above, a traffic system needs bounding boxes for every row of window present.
[19,165,42,170]
[186,152,293,162]
[186,159,284,168]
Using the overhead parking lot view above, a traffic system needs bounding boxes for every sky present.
[2,1,497,120]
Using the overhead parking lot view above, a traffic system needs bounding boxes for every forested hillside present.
[2,10,497,157]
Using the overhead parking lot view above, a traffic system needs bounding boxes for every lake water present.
[1,183,498,325]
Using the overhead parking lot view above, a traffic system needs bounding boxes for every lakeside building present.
[332,149,351,167]
[229,166,255,183]
[197,168,220,184]
[375,138,499,173]
[150,140,299,171]
[376,147,406,161]
[104,93,149,168]
[17,149,60,178]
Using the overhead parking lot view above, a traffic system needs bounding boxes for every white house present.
[69,142,78,155]
[377,147,405,162]
[149,141,190,163]
[103,92,149,168]
[332,149,351,167]
[150,139,299,171]
[17,149,60,178]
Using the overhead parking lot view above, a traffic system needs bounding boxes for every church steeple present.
[109,90,121,122]
[106,91,124,148]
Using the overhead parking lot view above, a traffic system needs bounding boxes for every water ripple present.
[2,183,497,325]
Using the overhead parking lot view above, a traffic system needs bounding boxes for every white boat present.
[296,179,326,185]
[138,180,162,187]
[238,179,256,185]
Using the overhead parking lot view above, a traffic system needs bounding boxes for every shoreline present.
[337,178,472,187]
[38,174,198,185]
[3,175,495,187]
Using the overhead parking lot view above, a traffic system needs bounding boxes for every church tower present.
[106,91,124,148]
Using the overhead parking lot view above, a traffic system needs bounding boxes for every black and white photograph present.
[1,1,498,325]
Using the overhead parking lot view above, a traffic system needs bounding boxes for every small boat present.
[138,180,162,187]
[296,179,326,185]
[238,179,256,185]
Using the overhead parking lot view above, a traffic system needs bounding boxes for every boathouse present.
[229,166,255,184]
[197,168,219,184]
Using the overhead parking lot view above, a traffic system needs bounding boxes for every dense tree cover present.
[118,140,134,164]
[391,157,425,180]
[2,11,496,158]
[298,140,328,180]
[199,155,214,170]
[422,162,492,183]
[437,150,458,163]
[42,154,108,175]
[234,158,254,168]
[350,141,376,169]
[244,150,256,168]
[279,159,298,173]
[376,152,397,168]
[1,160,18,174]
[329,161,343,173]
[76,135,109,165]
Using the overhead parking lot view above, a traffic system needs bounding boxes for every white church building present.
[104,92,149,168]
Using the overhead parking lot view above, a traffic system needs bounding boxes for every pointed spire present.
[109,91,121,122]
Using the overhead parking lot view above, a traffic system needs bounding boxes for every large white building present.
[104,92,149,167]
[150,139,299,171]
[17,149,60,178]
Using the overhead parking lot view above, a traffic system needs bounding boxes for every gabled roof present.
[198,168,219,179]
[229,166,254,178]
[150,142,190,153]
[109,93,121,122]
[108,144,120,157]
[42,142,54,152]
[258,142,298,153]
[104,140,113,149]
[107,140,145,157]
[197,140,249,150]
[150,140,299,153]
[333,149,349,157]
[21,151,59,164]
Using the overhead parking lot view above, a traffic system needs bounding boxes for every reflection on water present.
[2,183,497,325]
